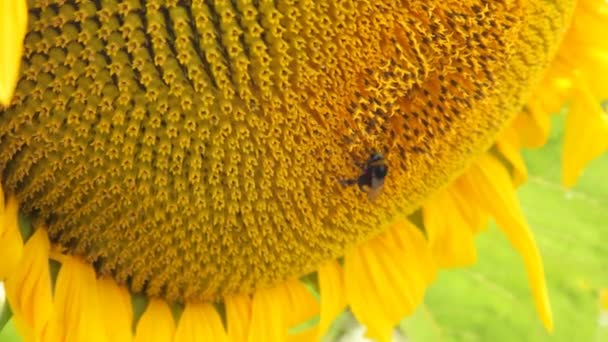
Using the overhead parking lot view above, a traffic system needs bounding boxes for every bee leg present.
[358,184,371,193]
[339,179,357,187]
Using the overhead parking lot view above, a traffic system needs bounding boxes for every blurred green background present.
[324,112,608,342]
[401,112,608,342]
[1,113,606,342]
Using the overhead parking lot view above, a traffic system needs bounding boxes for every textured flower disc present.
[0,0,572,302]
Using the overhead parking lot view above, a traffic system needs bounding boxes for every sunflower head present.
[1,0,606,341]
[0,0,548,303]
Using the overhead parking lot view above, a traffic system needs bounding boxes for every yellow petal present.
[318,261,346,339]
[283,279,319,328]
[0,0,28,105]
[247,285,288,342]
[134,299,175,342]
[584,51,608,100]
[97,277,133,342]
[512,106,552,149]
[239,281,319,342]
[174,302,228,342]
[600,289,608,310]
[496,126,528,186]
[449,182,489,234]
[0,196,22,279]
[225,294,251,342]
[44,256,105,342]
[466,154,553,332]
[4,228,52,342]
[423,190,477,268]
[575,0,608,40]
[345,218,435,342]
[562,86,608,187]
[287,325,318,342]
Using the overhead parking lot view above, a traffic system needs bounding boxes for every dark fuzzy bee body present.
[340,153,388,201]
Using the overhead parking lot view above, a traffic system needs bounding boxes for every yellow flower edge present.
[0,1,606,342]
[601,289,608,311]
[0,1,28,106]
[517,0,608,187]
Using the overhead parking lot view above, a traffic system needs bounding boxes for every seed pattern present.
[0,0,573,301]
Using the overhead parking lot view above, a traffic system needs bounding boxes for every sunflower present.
[0,0,607,341]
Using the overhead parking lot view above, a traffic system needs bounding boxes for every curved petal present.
[0,0,28,105]
[4,228,52,342]
[423,190,477,268]
[97,277,133,342]
[44,256,105,342]
[496,126,528,186]
[283,279,319,328]
[225,294,251,342]
[449,182,489,234]
[562,86,608,187]
[0,196,22,279]
[174,302,228,342]
[512,106,552,149]
[466,154,553,332]
[247,285,288,342]
[318,260,346,339]
[134,299,175,342]
[601,289,608,310]
[566,0,608,100]
[345,218,435,342]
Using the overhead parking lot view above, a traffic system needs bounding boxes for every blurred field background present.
[1,113,607,342]
[400,112,608,342]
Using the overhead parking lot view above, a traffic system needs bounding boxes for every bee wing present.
[366,177,385,201]
[366,186,383,201]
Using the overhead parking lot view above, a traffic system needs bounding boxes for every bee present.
[340,152,388,201]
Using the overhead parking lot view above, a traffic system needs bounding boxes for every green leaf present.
[0,318,23,342]
[415,113,608,341]
[0,300,13,333]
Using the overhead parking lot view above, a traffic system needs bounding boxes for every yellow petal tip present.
[0,1,28,106]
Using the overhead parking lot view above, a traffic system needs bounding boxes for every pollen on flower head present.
[0,0,572,302]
